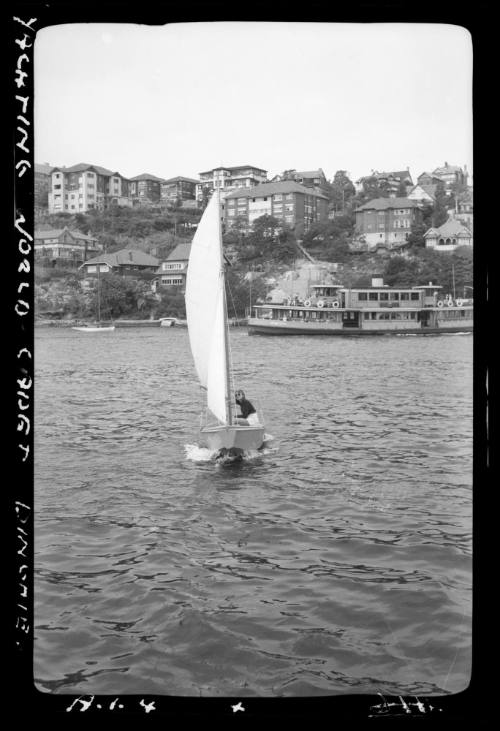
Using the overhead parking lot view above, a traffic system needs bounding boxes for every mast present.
[217,189,233,426]
[96,265,101,324]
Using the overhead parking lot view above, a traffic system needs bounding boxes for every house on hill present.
[431,162,469,190]
[129,173,166,205]
[80,248,159,276]
[152,243,191,290]
[424,217,473,252]
[355,169,413,196]
[35,227,99,267]
[354,197,422,249]
[161,176,198,205]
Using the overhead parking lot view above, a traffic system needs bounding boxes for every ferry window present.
[400,293,409,300]
[380,292,389,300]
[364,312,370,319]
[411,292,420,300]
[371,312,377,320]
[369,292,378,301]
[358,292,368,301]
[390,293,399,300]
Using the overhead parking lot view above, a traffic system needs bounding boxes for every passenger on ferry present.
[235,390,259,425]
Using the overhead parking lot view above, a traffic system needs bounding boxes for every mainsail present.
[185,193,230,425]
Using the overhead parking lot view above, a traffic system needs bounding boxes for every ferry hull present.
[201,424,265,451]
[248,319,473,336]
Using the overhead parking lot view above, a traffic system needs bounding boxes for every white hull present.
[72,326,115,332]
[201,424,265,451]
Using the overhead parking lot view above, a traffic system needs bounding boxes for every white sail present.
[185,193,229,424]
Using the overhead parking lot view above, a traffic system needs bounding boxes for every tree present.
[225,266,268,317]
[396,180,408,197]
[327,170,356,213]
[432,182,450,228]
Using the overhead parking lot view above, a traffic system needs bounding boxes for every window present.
[358,292,368,301]
[380,292,389,300]
[54,184,61,189]
[411,292,420,300]
[390,293,399,300]
[274,194,283,201]
[400,292,409,300]
[369,292,378,301]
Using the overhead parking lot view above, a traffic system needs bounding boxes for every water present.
[34,327,472,697]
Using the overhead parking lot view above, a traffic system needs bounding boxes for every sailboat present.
[185,191,265,457]
[73,265,115,332]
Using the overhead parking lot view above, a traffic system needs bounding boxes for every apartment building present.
[196,165,268,202]
[224,180,329,233]
[129,174,165,205]
[354,197,423,249]
[161,177,198,205]
[35,163,54,210]
[48,163,133,213]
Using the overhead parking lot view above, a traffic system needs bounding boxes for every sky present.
[34,22,473,184]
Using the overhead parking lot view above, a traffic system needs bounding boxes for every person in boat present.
[235,390,259,425]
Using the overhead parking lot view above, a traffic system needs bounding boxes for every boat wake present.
[184,436,276,465]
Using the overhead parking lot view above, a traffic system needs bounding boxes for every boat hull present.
[201,424,265,451]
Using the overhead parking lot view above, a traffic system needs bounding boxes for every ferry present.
[247,278,473,336]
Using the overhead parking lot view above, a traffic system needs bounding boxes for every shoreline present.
[35,317,248,328]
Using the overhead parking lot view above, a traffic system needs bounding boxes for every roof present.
[51,163,119,177]
[35,163,54,175]
[432,163,463,175]
[166,243,191,261]
[420,184,438,198]
[129,173,166,182]
[198,165,267,175]
[162,176,199,185]
[35,227,97,241]
[374,170,412,180]
[295,170,326,179]
[424,218,472,238]
[225,180,329,200]
[355,197,421,211]
[82,249,160,267]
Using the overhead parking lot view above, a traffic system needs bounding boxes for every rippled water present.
[34,327,472,697]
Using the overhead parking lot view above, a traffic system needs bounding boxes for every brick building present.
[354,197,423,249]
[224,180,329,233]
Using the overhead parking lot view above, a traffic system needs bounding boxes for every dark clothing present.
[236,397,256,419]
